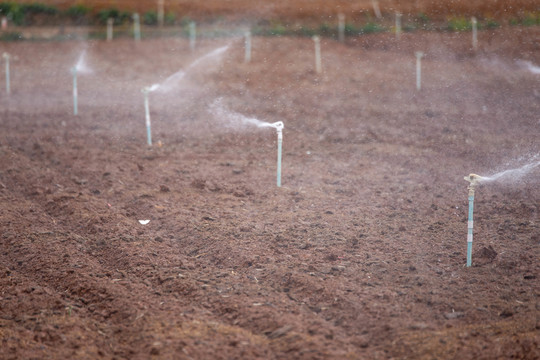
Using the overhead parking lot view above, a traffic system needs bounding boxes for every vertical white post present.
[189,21,196,51]
[157,0,164,27]
[372,0,382,19]
[133,13,141,42]
[471,17,478,51]
[1,17,7,30]
[106,18,113,41]
[395,13,402,40]
[313,36,322,74]
[3,53,10,95]
[244,30,251,63]
[71,67,78,115]
[415,51,423,91]
[467,186,475,267]
[143,88,152,146]
[273,122,284,187]
[338,13,345,43]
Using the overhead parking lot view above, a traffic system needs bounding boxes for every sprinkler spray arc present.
[463,173,486,267]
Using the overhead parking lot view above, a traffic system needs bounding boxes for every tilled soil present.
[0,27,539,359]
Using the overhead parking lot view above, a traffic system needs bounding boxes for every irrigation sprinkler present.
[371,0,382,19]
[244,30,251,63]
[133,13,141,42]
[71,67,78,115]
[463,174,486,267]
[157,0,164,27]
[142,87,153,146]
[3,52,10,95]
[338,13,345,43]
[263,121,285,187]
[395,13,402,40]
[313,36,322,74]
[415,51,424,91]
[189,21,196,51]
[107,18,113,41]
[275,122,284,187]
[471,17,478,51]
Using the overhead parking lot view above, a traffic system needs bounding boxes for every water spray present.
[244,30,252,63]
[133,13,141,42]
[338,14,345,43]
[71,66,78,115]
[189,22,196,51]
[3,52,10,95]
[463,174,486,267]
[209,100,284,186]
[415,51,424,91]
[107,18,114,41]
[471,17,478,51]
[142,87,153,146]
[395,13,402,40]
[313,36,322,74]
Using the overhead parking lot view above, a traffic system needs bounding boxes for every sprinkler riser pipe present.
[107,18,113,41]
[144,92,152,146]
[133,13,141,42]
[189,22,196,51]
[467,190,475,267]
[415,52,423,91]
[244,31,251,63]
[395,13,402,40]
[313,36,322,74]
[338,14,345,43]
[471,17,478,51]
[3,53,10,95]
[157,0,164,27]
[277,130,282,187]
[372,0,382,19]
[71,68,78,116]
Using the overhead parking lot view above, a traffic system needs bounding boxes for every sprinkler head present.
[415,51,424,59]
[271,121,284,132]
[464,173,485,186]
[2,52,9,60]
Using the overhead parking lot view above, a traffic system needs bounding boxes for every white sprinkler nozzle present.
[271,121,284,132]
[464,173,485,187]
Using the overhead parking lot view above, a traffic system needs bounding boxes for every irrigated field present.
[0,13,539,360]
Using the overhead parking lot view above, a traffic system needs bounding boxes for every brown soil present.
[1,27,539,359]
